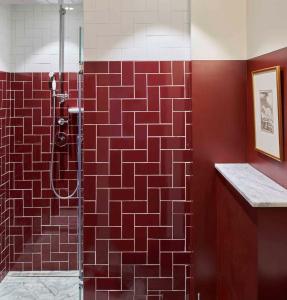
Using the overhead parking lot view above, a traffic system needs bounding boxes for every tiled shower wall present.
[0,5,11,72]
[11,5,82,73]
[83,61,192,299]
[9,72,79,271]
[0,72,11,281]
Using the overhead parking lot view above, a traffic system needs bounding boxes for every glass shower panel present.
[9,0,83,284]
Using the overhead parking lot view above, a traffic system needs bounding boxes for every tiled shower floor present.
[0,271,80,300]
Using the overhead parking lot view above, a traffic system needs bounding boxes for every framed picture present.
[252,66,283,161]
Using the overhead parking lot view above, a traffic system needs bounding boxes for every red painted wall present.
[192,61,247,300]
[9,72,79,271]
[0,72,11,281]
[247,47,287,300]
[83,61,192,299]
[247,47,287,188]
[216,175,257,300]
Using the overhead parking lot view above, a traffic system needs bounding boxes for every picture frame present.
[252,66,283,161]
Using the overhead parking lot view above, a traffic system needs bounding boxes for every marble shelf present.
[215,163,287,207]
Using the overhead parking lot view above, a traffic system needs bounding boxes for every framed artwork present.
[252,66,283,161]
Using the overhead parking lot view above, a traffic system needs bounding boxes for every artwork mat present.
[252,66,283,161]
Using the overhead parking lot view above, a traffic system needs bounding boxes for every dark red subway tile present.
[135,125,147,149]
[148,74,172,86]
[97,125,122,137]
[110,100,122,124]
[135,74,147,98]
[97,87,108,111]
[148,87,159,111]
[122,252,146,264]
[84,61,109,73]
[110,87,134,98]
[135,62,159,73]
[122,112,134,136]
[110,189,134,201]
[160,61,172,73]
[122,150,147,162]
[122,62,134,85]
[135,112,159,124]
[122,201,146,213]
[160,86,185,98]
[135,163,159,175]
[97,74,121,86]
[96,278,121,290]
[109,61,121,73]
[110,138,134,149]
[84,74,96,98]
[109,240,134,252]
[122,99,147,112]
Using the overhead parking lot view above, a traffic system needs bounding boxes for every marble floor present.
[0,271,80,300]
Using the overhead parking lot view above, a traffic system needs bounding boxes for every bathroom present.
[0,0,286,299]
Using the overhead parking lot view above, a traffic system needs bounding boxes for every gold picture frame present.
[252,66,283,161]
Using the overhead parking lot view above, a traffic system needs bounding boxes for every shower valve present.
[56,92,69,103]
[58,118,69,126]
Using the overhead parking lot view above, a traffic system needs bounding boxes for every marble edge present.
[214,163,287,208]
[7,271,79,277]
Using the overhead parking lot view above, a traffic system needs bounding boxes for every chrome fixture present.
[50,3,83,299]
[55,132,68,148]
[58,117,69,126]
[68,107,84,114]
[57,92,69,104]
[49,72,69,104]
[59,2,66,80]
[49,72,56,96]
[49,2,81,200]
[50,83,79,199]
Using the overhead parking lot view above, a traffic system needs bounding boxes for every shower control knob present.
[58,118,69,126]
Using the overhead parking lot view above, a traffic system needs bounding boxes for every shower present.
[49,1,84,298]
[49,2,81,200]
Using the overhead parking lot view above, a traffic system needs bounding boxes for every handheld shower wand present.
[49,72,57,97]
[49,72,79,199]
[49,72,68,103]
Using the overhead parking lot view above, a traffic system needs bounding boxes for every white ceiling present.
[0,0,82,4]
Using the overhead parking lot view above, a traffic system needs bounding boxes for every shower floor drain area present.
[0,271,80,300]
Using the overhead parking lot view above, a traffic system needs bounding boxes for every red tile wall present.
[83,61,192,299]
[0,72,11,281]
[9,72,79,271]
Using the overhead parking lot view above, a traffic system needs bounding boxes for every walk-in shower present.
[0,1,84,299]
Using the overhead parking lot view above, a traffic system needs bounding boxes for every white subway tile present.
[10,4,82,72]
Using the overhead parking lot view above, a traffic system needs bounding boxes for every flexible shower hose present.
[50,92,79,199]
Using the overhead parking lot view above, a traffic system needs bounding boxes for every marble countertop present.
[215,163,287,207]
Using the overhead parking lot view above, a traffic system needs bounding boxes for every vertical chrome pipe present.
[77,26,84,300]
[77,70,83,300]
[59,3,66,81]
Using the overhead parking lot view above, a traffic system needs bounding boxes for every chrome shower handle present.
[58,117,69,126]
[56,92,69,103]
